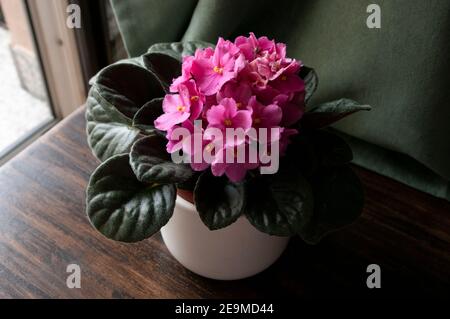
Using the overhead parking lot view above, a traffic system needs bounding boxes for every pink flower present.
[206,98,252,146]
[181,80,203,120]
[155,33,306,182]
[182,125,213,172]
[211,144,259,182]
[239,61,269,90]
[234,32,276,60]
[248,96,282,129]
[154,81,202,131]
[217,81,252,107]
[270,61,304,93]
[191,38,245,95]
[165,120,194,153]
[273,94,305,127]
[170,47,215,92]
[169,56,194,92]
[247,96,283,143]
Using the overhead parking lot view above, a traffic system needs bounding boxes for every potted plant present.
[85,34,370,280]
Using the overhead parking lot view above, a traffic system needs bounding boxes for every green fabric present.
[335,131,450,200]
[111,0,450,200]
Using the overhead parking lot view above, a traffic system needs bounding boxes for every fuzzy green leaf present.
[176,171,201,192]
[142,53,181,90]
[132,98,163,133]
[86,59,166,161]
[311,130,353,166]
[86,154,176,243]
[147,41,213,61]
[194,171,246,230]
[86,88,140,162]
[300,165,364,244]
[245,170,314,236]
[300,66,318,103]
[302,99,371,129]
[92,62,165,119]
[130,135,194,184]
[287,130,352,173]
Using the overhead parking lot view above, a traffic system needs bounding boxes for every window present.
[0,0,90,164]
[0,0,55,162]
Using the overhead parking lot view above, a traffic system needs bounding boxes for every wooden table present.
[0,107,449,298]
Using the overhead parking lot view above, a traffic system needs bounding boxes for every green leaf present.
[176,171,201,192]
[147,41,214,61]
[142,53,181,90]
[309,98,371,113]
[132,98,163,133]
[300,165,364,244]
[130,135,194,184]
[194,171,246,230]
[311,130,353,166]
[283,135,319,178]
[92,62,165,119]
[245,169,314,236]
[86,88,140,162]
[89,57,144,85]
[86,154,176,243]
[299,66,318,103]
[302,98,371,129]
[288,130,352,171]
[86,59,166,161]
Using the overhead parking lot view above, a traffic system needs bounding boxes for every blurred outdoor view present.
[0,0,52,157]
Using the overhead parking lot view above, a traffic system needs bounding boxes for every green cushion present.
[110,0,450,200]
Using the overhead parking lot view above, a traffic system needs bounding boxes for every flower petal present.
[154,111,190,131]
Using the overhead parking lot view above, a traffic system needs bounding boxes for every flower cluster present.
[154,33,305,182]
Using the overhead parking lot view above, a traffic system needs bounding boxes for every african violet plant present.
[85,34,370,244]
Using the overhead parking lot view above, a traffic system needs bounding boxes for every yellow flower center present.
[281,75,287,81]
[236,102,242,108]
[205,143,214,153]
[254,117,261,124]
[273,61,281,70]
[224,119,232,126]
[190,95,199,102]
[176,105,186,112]
[213,66,223,74]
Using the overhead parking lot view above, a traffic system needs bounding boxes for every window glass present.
[0,0,53,157]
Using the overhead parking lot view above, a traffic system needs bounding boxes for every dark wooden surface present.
[0,107,449,298]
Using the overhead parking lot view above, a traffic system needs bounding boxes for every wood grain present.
[0,107,448,298]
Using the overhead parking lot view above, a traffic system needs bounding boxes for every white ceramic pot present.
[161,195,290,280]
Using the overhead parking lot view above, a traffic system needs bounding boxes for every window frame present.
[26,0,86,118]
[0,0,89,165]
